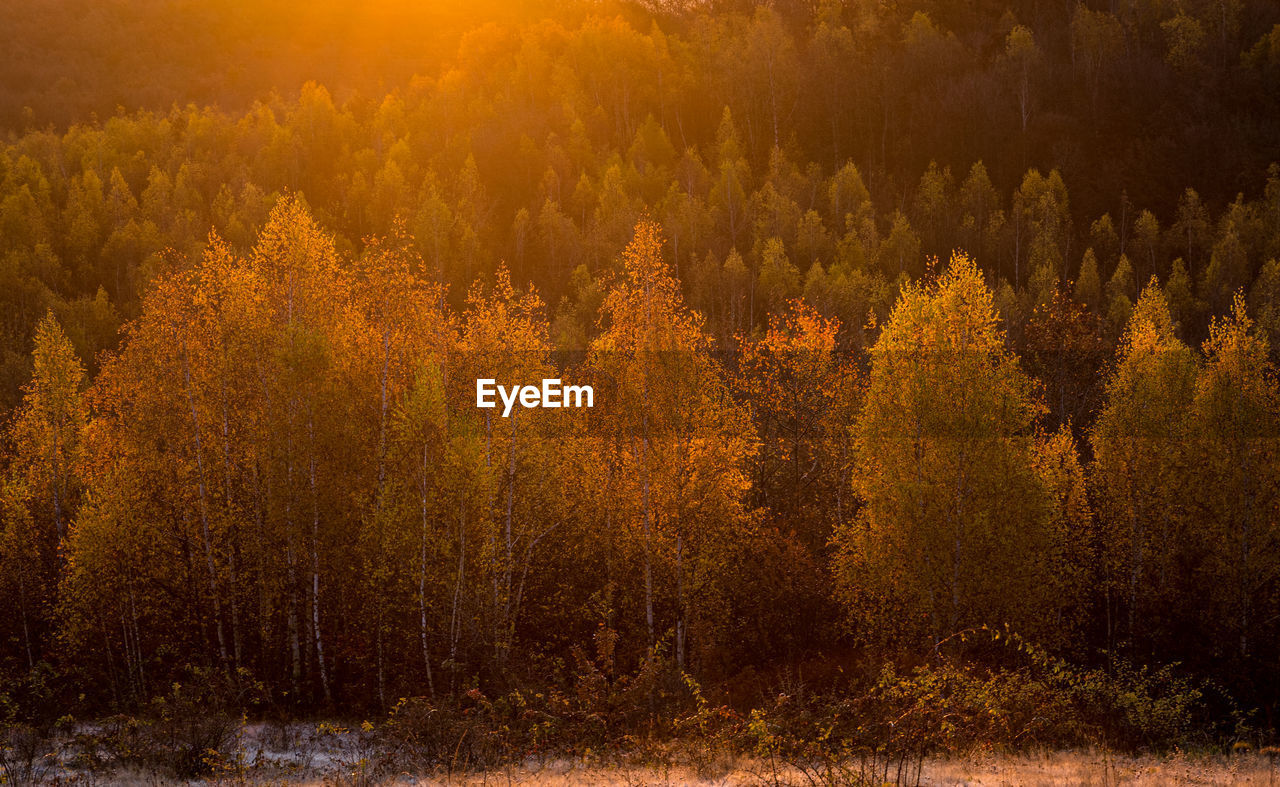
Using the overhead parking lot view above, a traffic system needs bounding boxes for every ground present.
[21,721,1280,785]
[355,752,1280,785]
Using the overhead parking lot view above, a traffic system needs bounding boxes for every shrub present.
[69,665,260,779]
[0,723,57,786]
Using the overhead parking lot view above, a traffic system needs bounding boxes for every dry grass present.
[920,749,1280,786]
[339,750,1280,785]
[46,729,1280,785]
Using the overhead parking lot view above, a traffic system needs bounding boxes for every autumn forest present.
[3,0,1280,780]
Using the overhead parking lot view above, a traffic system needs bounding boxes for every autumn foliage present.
[0,204,1273,743]
[2,0,1280,766]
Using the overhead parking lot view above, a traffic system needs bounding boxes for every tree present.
[959,161,999,261]
[742,7,799,150]
[729,299,860,662]
[1200,201,1252,316]
[353,227,452,703]
[913,161,955,259]
[710,108,751,249]
[1013,169,1071,290]
[1189,295,1280,674]
[587,220,755,672]
[1023,288,1107,434]
[1074,248,1103,312]
[1131,209,1162,284]
[2,312,86,678]
[1091,282,1198,654]
[737,299,859,553]
[1173,188,1211,275]
[835,253,1078,648]
[1163,12,1208,77]
[1071,6,1122,115]
[1164,258,1201,337]
[60,199,374,706]
[1105,254,1137,338]
[827,160,872,231]
[808,12,857,165]
[1249,258,1280,362]
[0,478,45,673]
[756,237,801,317]
[454,267,564,676]
[8,312,86,542]
[1090,214,1120,272]
[877,210,922,280]
[1002,25,1044,134]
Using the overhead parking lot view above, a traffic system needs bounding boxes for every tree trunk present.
[419,442,436,698]
[676,533,685,671]
[182,349,228,666]
[308,415,331,705]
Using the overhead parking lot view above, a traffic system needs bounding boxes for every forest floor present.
[87,754,1280,785]
[918,749,1279,785]
[337,751,1280,785]
[65,746,1280,785]
[23,722,1280,785]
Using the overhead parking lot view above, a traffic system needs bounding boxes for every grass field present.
[288,750,1280,785]
[14,716,1280,785]
[400,751,1279,786]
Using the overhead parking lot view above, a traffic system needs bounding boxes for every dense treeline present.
[4,203,1279,733]
[2,0,1280,748]
[3,0,1280,415]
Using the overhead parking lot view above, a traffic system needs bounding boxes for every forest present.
[3,0,1280,781]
